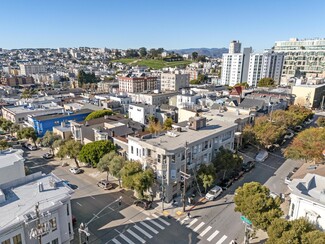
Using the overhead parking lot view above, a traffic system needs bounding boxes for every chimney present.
[38,182,44,192]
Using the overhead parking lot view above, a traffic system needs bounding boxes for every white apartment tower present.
[160,72,190,92]
[221,41,252,86]
[229,40,241,54]
[19,64,46,76]
[247,50,284,87]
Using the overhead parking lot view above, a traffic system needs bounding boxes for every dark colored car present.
[234,170,245,180]
[133,199,153,210]
[242,161,255,172]
[220,178,234,190]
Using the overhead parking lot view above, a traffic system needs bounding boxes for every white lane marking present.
[111,239,121,244]
[181,216,189,224]
[258,161,277,170]
[120,233,135,244]
[216,235,227,244]
[127,229,146,243]
[152,214,170,226]
[207,230,220,242]
[200,226,212,237]
[76,202,82,207]
[91,195,96,200]
[134,225,153,239]
[188,218,198,227]
[140,222,159,234]
[194,222,205,232]
[146,217,164,230]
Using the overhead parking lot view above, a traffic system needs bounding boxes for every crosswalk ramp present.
[109,214,171,244]
[178,216,232,244]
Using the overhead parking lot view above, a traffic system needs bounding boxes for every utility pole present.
[181,141,190,212]
[161,169,165,211]
[35,203,42,244]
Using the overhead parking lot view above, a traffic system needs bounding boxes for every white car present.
[69,167,82,174]
[284,132,294,139]
[205,185,223,201]
[304,119,313,125]
[255,150,269,162]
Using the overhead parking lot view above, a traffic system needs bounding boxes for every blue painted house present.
[28,109,92,137]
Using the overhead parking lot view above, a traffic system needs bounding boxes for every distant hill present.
[169,48,228,58]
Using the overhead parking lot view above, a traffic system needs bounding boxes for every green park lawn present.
[113,58,192,69]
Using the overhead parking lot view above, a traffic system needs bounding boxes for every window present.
[290,203,295,217]
[13,234,22,244]
[2,239,10,244]
[67,203,70,216]
[68,222,72,235]
[52,239,59,244]
[131,146,134,154]
[50,218,57,231]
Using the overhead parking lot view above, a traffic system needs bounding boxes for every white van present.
[205,185,223,201]
[255,150,268,162]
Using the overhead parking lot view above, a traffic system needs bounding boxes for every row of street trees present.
[234,182,325,243]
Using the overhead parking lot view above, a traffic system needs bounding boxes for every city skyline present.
[1,0,325,50]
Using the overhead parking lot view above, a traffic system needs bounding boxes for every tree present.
[242,124,256,146]
[10,124,20,136]
[57,139,83,167]
[133,168,154,199]
[316,117,325,127]
[163,118,173,130]
[302,230,325,244]
[284,127,325,164]
[266,218,316,244]
[0,140,9,150]
[190,79,200,85]
[148,120,163,134]
[97,151,116,181]
[234,182,283,231]
[213,148,243,179]
[197,74,208,83]
[17,127,37,146]
[120,161,143,189]
[85,109,113,121]
[0,118,13,133]
[139,47,147,57]
[109,154,126,187]
[78,140,115,167]
[257,78,275,87]
[40,131,61,153]
[192,52,198,60]
[77,70,99,86]
[197,164,216,193]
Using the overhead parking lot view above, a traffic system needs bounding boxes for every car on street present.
[97,180,113,190]
[255,150,268,162]
[133,199,153,210]
[205,185,223,201]
[304,119,313,125]
[220,178,234,190]
[284,132,294,140]
[234,170,245,180]
[285,172,294,184]
[24,143,37,151]
[69,167,82,174]
[242,161,255,172]
[42,153,54,159]
[61,180,78,190]
[294,125,303,132]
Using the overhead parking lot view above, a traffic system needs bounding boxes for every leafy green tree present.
[242,124,256,146]
[235,82,249,89]
[197,74,207,83]
[97,151,116,181]
[197,164,216,193]
[213,148,243,179]
[139,47,147,57]
[120,161,143,189]
[284,127,325,164]
[78,140,115,167]
[85,109,113,121]
[17,127,37,146]
[77,70,99,86]
[109,154,126,187]
[190,79,200,85]
[10,124,20,135]
[234,182,283,231]
[0,140,9,150]
[316,116,325,127]
[163,117,173,130]
[192,52,198,60]
[40,131,61,153]
[57,139,83,167]
[257,78,275,87]
[267,218,316,244]
[133,168,154,199]
[302,230,325,244]
[148,120,162,134]
[0,119,13,133]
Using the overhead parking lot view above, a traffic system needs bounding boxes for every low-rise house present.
[128,103,156,125]
[0,148,25,185]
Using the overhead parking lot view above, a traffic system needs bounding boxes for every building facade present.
[0,149,25,185]
[160,73,190,91]
[274,38,325,82]
[118,75,158,93]
[19,64,46,76]
[229,40,241,54]
[128,103,156,125]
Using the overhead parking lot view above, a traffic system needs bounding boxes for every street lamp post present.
[182,142,189,212]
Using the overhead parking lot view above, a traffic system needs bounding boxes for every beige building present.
[160,73,189,92]
[118,75,158,93]
[291,83,325,108]
[19,64,46,76]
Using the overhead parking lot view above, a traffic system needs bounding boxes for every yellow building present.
[292,83,325,108]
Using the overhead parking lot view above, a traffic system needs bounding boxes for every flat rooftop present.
[134,118,237,151]
[32,108,92,121]
[0,149,24,168]
[0,173,73,230]
[4,104,63,114]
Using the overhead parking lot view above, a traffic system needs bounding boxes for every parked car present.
[284,132,294,140]
[69,167,82,174]
[304,119,313,125]
[285,172,294,184]
[133,199,152,210]
[242,161,255,172]
[234,171,245,181]
[42,153,54,159]
[205,185,223,201]
[294,125,303,132]
[255,150,268,162]
[220,178,234,190]
[97,180,113,190]
[24,143,37,151]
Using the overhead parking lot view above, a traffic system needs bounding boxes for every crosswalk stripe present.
[140,221,159,234]
[216,235,227,244]
[188,218,198,227]
[112,239,121,244]
[200,226,212,237]
[134,225,153,239]
[207,230,220,242]
[181,216,189,224]
[146,217,165,230]
[127,229,146,243]
[194,222,205,232]
[152,214,170,226]
[120,233,135,244]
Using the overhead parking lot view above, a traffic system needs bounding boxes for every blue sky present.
[1,0,325,51]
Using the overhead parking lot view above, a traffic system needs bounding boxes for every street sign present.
[240,216,252,225]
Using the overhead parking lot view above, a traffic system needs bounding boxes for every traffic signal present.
[118,199,122,206]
